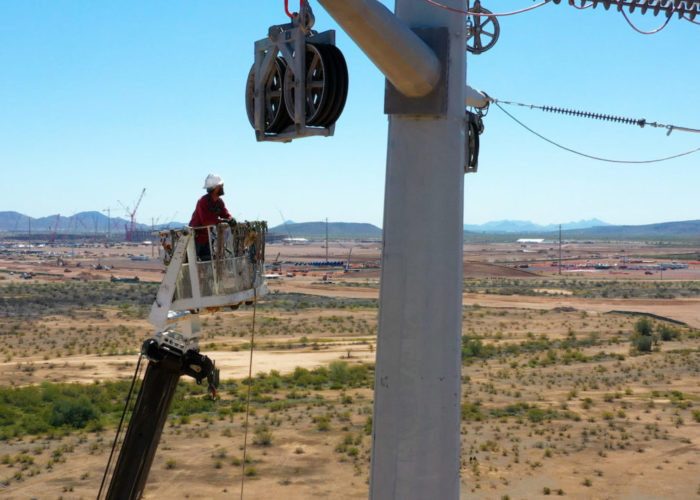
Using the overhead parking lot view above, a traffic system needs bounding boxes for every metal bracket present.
[384,27,449,116]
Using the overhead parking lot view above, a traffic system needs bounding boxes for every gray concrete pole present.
[370,1,465,499]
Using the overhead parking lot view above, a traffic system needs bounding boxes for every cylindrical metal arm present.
[317,0,441,97]
[466,85,490,109]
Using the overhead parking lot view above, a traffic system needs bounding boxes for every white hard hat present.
[203,173,224,189]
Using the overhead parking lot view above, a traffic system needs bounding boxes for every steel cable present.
[492,98,700,134]
[621,5,674,33]
[422,0,553,16]
[97,354,144,500]
[494,101,700,164]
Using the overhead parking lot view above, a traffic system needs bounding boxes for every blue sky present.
[1,1,698,228]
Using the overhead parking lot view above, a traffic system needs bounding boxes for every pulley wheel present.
[245,57,292,133]
[466,4,500,54]
[465,112,480,173]
[283,43,333,126]
[314,44,349,128]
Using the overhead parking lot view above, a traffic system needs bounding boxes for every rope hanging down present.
[239,288,258,500]
[492,98,700,135]
[494,102,700,164]
[97,354,144,500]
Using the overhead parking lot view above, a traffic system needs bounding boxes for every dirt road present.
[271,280,700,328]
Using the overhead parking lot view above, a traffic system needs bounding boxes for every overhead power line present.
[493,102,700,164]
[557,0,700,20]
[491,98,700,135]
[422,0,700,32]
[422,0,551,16]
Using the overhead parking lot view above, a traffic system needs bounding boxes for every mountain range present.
[0,211,183,235]
[1,212,699,241]
[463,218,611,233]
[269,221,382,238]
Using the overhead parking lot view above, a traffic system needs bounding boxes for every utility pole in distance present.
[317,1,466,498]
[559,224,562,275]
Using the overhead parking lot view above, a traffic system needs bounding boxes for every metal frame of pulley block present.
[253,24,336,142]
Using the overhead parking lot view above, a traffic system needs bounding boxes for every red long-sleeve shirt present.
[189,194,231,244]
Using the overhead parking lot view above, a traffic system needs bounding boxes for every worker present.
[189,173,233,261]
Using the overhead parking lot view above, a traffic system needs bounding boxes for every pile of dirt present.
[464,261,539,278]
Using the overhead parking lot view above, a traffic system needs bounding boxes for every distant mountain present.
[269,221,381,238]
[0,211,186,235]
[464,219,610,233]
[560,220,700,240]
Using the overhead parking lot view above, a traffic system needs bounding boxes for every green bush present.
[329,361,350,387]
[49,398,99,429]
[634,318,653,337]
[658,324,680,341]
[632,334,653,352]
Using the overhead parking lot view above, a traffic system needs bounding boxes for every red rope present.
[422,0,552,17]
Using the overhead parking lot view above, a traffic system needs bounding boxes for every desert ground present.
[0,238,699,499]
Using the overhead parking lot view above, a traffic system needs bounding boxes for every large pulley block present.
[247,3,348,142]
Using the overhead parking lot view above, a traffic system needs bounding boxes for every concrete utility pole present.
[318,1,466,498]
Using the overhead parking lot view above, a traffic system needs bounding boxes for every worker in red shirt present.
[189,173,233,260]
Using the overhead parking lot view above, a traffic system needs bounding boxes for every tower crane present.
[118,188,146,242]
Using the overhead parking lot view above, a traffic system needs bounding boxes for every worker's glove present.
[225,218,237,227]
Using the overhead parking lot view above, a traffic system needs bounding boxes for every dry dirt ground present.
[0,240,699,499]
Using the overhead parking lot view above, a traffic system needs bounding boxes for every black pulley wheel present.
[466,112,480,172]
[245,57,292,133]
[315,44,349,128]
[283,43,334,126]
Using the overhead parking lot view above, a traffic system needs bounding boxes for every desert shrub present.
[329,361,350,388]
[630,317,656,352]
[0,282,158,318]
[314,415,331,431]
[634,318,653,337]
[657,324,680,341]
[461,401,483,421]
[253,424,272,446]
[631,334,653,353]
[49,398,99,429]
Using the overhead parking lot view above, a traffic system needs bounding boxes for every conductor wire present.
[494,102,700,164]
[621,6,674,34]
[492,98,700,134]
[682,13,700,24]
[422,0,552,17]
